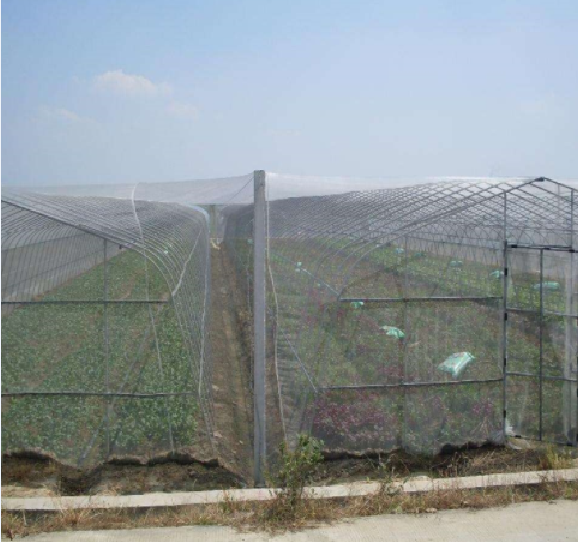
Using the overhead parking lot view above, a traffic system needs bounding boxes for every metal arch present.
[2,192,217,464]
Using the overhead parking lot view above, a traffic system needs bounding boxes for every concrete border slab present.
[3,468,577,511]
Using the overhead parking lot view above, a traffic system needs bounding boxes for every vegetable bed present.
[2,249,200,467]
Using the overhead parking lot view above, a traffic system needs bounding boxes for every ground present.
[209,243,254,481]
[2,440,576,497]
[3,501,578,541]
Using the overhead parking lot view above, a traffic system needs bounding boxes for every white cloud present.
[38,106,96,124]
[166,101,199,119]
[93,69,172,97]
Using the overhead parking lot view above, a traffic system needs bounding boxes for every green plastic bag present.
[489,269,504,279]
[380,325,405,339]
[350,301,364,309]
[438,352,475,377]
[247,238,253,245]
[395,248,405,255]
[449,260,463,268]
[533,281,560,291]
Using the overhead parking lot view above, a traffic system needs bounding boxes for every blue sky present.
[2,0,577,186]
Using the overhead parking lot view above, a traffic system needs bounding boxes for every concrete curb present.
[3,468,577,511]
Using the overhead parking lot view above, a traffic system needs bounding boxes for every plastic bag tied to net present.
[380,325,405,339]
[438,352,476,378]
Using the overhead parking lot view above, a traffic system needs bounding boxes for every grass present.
[537,445,576,471]
[3,480,577,537]
[313,444,578,483]
[266,435,323,521]
[3,441,575,497]
[2,436,576,536]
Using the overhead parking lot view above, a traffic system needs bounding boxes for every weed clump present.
[266,434,323,521]
[538,445,574,471]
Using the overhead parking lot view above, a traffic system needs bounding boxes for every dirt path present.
[210,245,254,483]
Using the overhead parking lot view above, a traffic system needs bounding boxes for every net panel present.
[1,191,216,466]
[2,173,577,478]
[265,174,577,455]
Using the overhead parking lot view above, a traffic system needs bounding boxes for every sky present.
[2,0,578,187]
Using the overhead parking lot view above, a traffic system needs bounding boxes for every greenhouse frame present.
[2,172,577,486]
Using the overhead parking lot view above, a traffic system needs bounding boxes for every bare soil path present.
[209,245,254,483]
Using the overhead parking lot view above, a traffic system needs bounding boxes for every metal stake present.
[502,193,508,442]
[539,249,544,441]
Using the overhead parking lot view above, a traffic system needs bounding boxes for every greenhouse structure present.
[2,173,577,486]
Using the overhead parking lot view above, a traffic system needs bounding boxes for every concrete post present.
[253,170,267,486]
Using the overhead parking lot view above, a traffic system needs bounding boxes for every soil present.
[312,443,576,485]
[208,244,254,482]
[4,440,576,498]
[1,455,244,497]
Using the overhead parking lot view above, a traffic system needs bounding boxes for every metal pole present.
[103,238,110,458]
[573,191,578,447]
[564,187,576,445]
[502,240,508,440]
[564,250,574,444]
[401,235,409,449]
[253,170,267,487]
[502,193,508,442]
[539,249,544,441]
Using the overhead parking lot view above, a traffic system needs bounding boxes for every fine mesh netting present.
[2,173,577,483]
[1,177,253,468]
[264,175,577,460]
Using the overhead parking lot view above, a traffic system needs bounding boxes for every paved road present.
[17,501,578,541]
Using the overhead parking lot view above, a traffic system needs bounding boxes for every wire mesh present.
[1,190,217,465]
[2,173,577,478]
[264,175,578,455]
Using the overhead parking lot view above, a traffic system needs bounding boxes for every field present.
[265,235,576,452]
[1,249,203,467]
[2,231,576,482]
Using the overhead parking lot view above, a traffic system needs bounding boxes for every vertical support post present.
[103,238,110,458]
[253,170,267,487]
[566,190,577,446]
[564,188,576,445]
[564,250,574,444]
[539,249,544,441]
[502,193,508,441]
[208,205,217,242]
[401,235,409,449]
[502,240,508,440]
[570,190,578,446]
